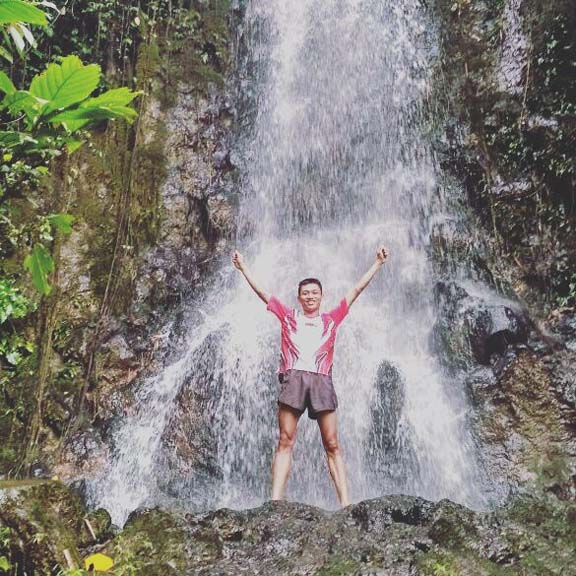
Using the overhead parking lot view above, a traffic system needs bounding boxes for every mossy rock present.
[497,494,576,575]
[0,481,88,574]
[316,557,360,576]
[110,509,190,575]
[80,508,113,547]
[428,501,479,550]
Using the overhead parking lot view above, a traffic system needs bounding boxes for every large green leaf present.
[80,87,140,108]
[24,243,54,295]
[0,70,16,95]
[29,55,100,116]
[0,0,47,25]
[47,213,74,234]
[51,104,138,132]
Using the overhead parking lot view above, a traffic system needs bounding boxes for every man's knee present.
[277,430,296,452]
[323,436,340,457]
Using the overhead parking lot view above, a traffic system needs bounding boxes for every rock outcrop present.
[1,481,574,575]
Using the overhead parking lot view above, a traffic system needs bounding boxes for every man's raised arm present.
[232,250,270,305]
[345,245,388,307]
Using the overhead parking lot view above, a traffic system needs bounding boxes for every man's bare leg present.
[317,410,350,507]
[271,404,301,500]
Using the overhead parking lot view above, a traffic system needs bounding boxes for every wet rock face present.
[429,214,497,286]
[432,0,576,312]
[469,350,576,490]
[545,350,576,413]
[57,429,109,481]
[115,497,439,575]
[131,87,236,325]
[366,361,419,489]
[368,361,405,452]
[109,494,576,576]
[55,27,237,479]
[2,481,575,576]
[156,332,226,499]
[550,309,576,351]
[432,281,530,371]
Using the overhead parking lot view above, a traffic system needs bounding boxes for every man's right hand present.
[232,250,270,304]
[232,250,245,271]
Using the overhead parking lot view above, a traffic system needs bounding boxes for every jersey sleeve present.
[266,295,291,321]
[326,298,349,326]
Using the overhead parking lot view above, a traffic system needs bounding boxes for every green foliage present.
[28,55,101,116]
[46,212,74,234]
[0,277,32,322]
[419,553,459,576]
[0,330,34,365]
[0,54,138,295]
[0,0,47,25]
[51,86,139,132]
[0,54,139,136]
[18,213,74,294]
[23,243,53,294]
[0,70,16,93]
[56,568,89,576]
[56,361,81,384]
[0,0,230,472]
[441,2,576,310]
[0,525,12,572]
[0,0,51,62]
[558,272,576,307]
[0,276,35,363]
[0,555,10,571]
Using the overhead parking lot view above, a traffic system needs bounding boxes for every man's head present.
[297,278,323,315]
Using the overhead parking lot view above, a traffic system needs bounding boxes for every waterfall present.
[90,0,493,525]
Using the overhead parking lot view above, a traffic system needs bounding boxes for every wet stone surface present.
[2,482,575,575]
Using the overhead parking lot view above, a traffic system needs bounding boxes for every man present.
[232,246,388,507]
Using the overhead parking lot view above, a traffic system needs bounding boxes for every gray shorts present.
[278,369,338,420]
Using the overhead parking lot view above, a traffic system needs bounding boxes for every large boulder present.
[432,280,530,371]
[467,351,576,493]
[366,361,419,490]
[2,481,575,576]
[106,493,576,576]
[156,331,226,500]
[368,361,405,452]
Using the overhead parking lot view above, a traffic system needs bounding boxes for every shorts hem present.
[277,400,305,415]
[307,407,337,420]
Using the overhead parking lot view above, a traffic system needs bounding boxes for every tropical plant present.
[0,54,140,152]
[0,0,57,62]
[0,277,33,322]
[0,54,140,293]
[0,555,10,571]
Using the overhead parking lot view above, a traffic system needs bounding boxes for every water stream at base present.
[90,0,497,525]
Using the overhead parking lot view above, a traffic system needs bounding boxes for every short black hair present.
[298,278,323,295]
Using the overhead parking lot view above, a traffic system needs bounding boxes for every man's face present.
[298,283,323,315]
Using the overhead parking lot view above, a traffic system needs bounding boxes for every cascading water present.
[91,0,494,525]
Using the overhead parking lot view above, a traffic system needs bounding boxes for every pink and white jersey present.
[267,295,349,376]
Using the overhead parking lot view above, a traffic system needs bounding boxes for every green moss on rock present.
[110,509,189,575]
[316,557,360,576]
[0,481,88,574]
